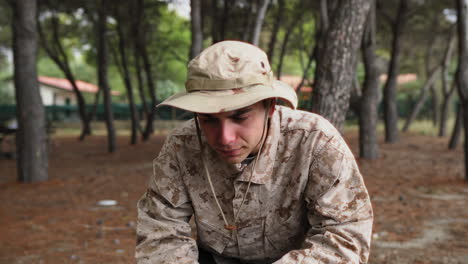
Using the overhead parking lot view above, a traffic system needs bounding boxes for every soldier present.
[136,41,373,264]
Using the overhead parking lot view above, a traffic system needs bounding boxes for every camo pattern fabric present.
[136,106,373,264]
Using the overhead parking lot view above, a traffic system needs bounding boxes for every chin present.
[221,153,249,164]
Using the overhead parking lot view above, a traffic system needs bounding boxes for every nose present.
[218,121,236,146]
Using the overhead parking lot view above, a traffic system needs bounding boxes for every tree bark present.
[402,66,441,132]
[382,0,408,143]
[13,0,48,182]
[251,0,270,46]
[310,0,371,131]
[190,0,203,59]
[456,0,468,181]
[449,103,463,149]
[97,0,115,152]
[359,0,379,159]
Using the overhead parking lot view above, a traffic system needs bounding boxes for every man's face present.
[197,101,274,164]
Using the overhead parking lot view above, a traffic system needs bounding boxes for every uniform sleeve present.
[274,136,373,264]
[136,135,199,264]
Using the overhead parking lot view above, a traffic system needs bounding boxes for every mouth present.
[217,148,242,157]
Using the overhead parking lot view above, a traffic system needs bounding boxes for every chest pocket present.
[264,201,308,258]
[236,216,266,261]
[196,218,232,254]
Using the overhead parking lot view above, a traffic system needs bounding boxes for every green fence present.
[0,97,457,124]
[0,104,191,123]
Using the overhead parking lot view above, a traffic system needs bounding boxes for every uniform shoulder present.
[168,119,197,137]
[276,106,339,138]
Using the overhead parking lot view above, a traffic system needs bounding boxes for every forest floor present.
[0,129,466,264]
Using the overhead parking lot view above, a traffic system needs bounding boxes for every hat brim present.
[157,80,298,114]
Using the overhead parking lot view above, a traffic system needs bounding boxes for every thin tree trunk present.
[449,103,463,149]
[382,0,408,143]
[211,0,220,43]
[251,0,270,46]
[13,0,48,182]
[132,0,148,120]
[402,66,441,131]
[310,0,371,131]
[220,0,229,40]
[87,88,101,122]
[439,29,457,137]
[359,0,379,159]
[97,0,115,153]
[190,0,203,59]
[267,0,284,61]
[430,84,440,126]
[276,1,305,78]
[276,19,298,78]
[456,0,468,181]
[116,19,139,145]
[140,26,157,141]
[295,45,316,92]
[37,13,92,141]
[241,1,254,42]
[439,82,457,137]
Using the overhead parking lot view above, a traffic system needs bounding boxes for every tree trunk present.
[310,0,371,131]
[276,19,298,78]
[251,0,270,46]
[402,66,441,132]
[430,84,440,126]
[382,0,408,143]
[141,32,157,141]
[241,1,254,42]
[267,0,284,61]
[116,19,139,145]
[97,0,115,153]
[190,0,203,59]
[13,0,48,182]
[439,29,457,137]
[449,103,463,149]
[132,0,148,119]
[276,0,305,78]
[456,0,468,181]
[37,13,92,141]
[359,0,379,159]
[210,0,220,43]
[439,82,457,137]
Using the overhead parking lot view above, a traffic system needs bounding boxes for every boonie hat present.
[157,40,298,113]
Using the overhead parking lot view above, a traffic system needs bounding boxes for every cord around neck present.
[194,101,271,232]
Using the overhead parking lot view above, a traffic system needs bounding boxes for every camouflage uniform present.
[136,105,373,264]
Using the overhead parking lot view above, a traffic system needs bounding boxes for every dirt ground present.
[0,130,466,264]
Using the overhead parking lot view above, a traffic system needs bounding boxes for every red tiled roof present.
[279,75,313,93]
[38,76,120,95]
[379,73,418,84]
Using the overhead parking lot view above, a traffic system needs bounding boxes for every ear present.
[268,99,276,118]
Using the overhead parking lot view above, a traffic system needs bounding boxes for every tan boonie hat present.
[157,40,298,113]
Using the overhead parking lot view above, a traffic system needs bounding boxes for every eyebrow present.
[199,107,253,119]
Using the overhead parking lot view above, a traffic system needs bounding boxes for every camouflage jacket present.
[136,106,373,264]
